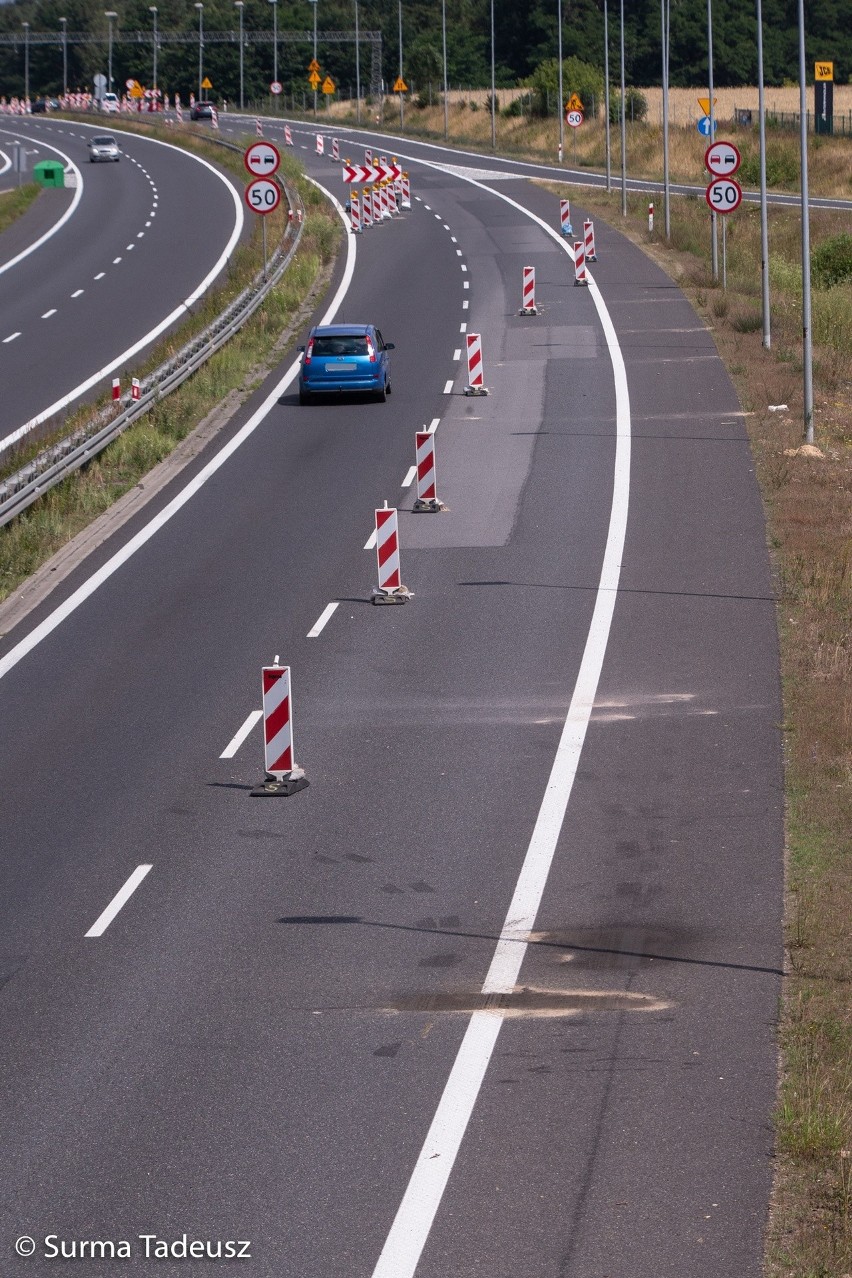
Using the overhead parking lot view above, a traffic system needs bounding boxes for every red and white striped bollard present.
[372,504,412,603]
[284,124,293,146]
[349,191,361,234]
[560,198,573,236]
[573,240,588,286]
[464,333,489,396]
[413,431,447,512]
[316,134,324,155]
[648,202,654,232]
[400,171,411,209]
[131,377,140,402]
[519,265,538,316]
[252,661,307,796]
[583,219,597,262]
[255,117,263,136]
[331,137,340,160]
[112,378,121,402]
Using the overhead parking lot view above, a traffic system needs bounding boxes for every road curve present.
[0,131,783,1278]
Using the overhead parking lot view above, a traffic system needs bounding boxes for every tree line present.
[0,0,848,105]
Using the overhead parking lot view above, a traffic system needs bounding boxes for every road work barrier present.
[519,266,538,316]
[372,504,412,603]
[400,172,411,209]
[573,241,588,286]
[413,431,447,512]
[331,137,340,160]
[349,191,361,234]
[255,118,263,137]
[251,661,308,797]
[584,219,597,262]
[112,378,120,403]
[316,134,324,155]
[464,333,489,396]
[560,199,573,236]
[284,125,293,146]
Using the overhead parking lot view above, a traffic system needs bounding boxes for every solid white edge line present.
[307,600,339,638]
[0,124,247,455]
[220,708,263,758]
[84,864,152,937]
[428,418,439,434]
[402,465,417,488]
[0,178,355,685]
[364,527,378,550]
[0,131,83,277]
[370,171,630,1278]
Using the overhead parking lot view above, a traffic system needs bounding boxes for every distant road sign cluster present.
[704,139,742,214]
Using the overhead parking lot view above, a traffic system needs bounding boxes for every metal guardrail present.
[0,140,305,529]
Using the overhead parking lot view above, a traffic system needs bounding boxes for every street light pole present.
[557,0,564,162]
[308,0,318,115]
[269,0,278,90]
[490,0,496,150]
[59,17,68,100]
[398,0,403,128]
[603,0,611,192]
[441,0,448,140]
[235,1,245,110]
[195,2,204,100]
[105,11,117,94]
[619,0,627,215]
[149,7,158,94]
[22,21,30,104]
[354,0,361,125]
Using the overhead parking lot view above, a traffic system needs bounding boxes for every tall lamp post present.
[397,0,404,128]
[105,11,117,94]
[489,0,496,150]
[308,0,318,114]
[149,7,158,94]
[557,0,564,162]
[441,0,448,140]
[59,17,68,100]
[22,21,30,104]
[195,2,204,100]
[269,0,278,92]
[353,0,361,124]
[235,0,245,110]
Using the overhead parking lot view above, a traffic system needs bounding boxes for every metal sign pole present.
[262,216,267,281]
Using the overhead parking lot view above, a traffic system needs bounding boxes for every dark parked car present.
[298,324,394,404]
[30,99,50,114]
[190,101,215,121]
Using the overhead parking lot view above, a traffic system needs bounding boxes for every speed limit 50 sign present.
[705,176,742,214]
[245,177,281,215]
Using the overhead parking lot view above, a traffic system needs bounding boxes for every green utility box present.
[33,160,65,188]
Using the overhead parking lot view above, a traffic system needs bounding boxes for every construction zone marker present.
[560,198,573,236]
[284,124,293,146]
[413,431,448,512]
[349,190,361,233]
[573,240,588,286]
[372,503,412,604]
[112,378,121,402]
[255,117,263,136]
[463,333,489,396]
[331,137,340,160]
[584,219,597,262]
[316,134,324,155]
[251,660,308,796]
[519,266,538,316]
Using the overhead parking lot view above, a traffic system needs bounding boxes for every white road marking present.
[369,167,632,1278]
[364,527,378,550]
[137,231,145,238]
[453,348,461,360]
[451,236,457,243]
[3,332,20,344]
[461,264,467,272]
[307,601,339,638]
[71,289,84,297]
[0,178,355,684]
[41,309,57,319]
[463,281,469,289]
[427,417,439,434]
[463,300,469,309]
[94,271,105,280]
[0,136,83,277]
[220,709,263,758]
[423,204,431,210]
[443,379,453,394]
[443,223,450,230]
[402,465,417,487]
[85,865,152,937]
[460,322,467,333]
[113,256,122,264]
[456,249,463,256]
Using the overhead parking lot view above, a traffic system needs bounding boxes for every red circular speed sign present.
[565,109,584,128]
[245,177,281,215]
[705,176,743,214]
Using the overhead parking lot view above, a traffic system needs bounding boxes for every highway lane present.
[0,141,782,1276]
[0,119,246,451]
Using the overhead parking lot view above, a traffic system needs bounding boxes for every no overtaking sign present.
[244,141,281,177]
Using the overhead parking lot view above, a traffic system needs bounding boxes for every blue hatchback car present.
[298,324,395,404]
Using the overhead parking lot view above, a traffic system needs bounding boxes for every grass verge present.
[0,181,40,232]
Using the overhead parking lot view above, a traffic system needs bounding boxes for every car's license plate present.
[330,362,356,372]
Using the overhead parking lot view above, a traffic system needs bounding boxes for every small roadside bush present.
[811,233,852,289]
[738,147,800,189]
[609,87,648,123]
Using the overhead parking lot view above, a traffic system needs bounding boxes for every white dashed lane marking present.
[41,309,56,319]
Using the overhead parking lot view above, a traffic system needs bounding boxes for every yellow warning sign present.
[815,61,834,81]
[566,92,583,111]
[321,75,336,94]
[697,96,716,115]
[308,58,320,72]
[308,70,321,87]
[129,84,145,99]
[201,76,213,90]
[393,76,408,93]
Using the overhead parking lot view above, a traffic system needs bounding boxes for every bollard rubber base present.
[518,305,539,316]
[251,768,308,798]
[463,386,489,396]
[562,226,574,236]
[586,254,598,262]
[372,585,413,604]
[413,498,449,513]
[573,280,589,287]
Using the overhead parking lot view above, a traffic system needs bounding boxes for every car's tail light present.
[304,337,314,364]
[366,337,377,363]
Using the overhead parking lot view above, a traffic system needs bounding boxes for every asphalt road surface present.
[0,124,784,1277]
[0,118,245,449]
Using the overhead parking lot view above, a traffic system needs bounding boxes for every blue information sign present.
[697,115,717,137]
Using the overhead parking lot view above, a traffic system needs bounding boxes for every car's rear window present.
[312,336,369,357]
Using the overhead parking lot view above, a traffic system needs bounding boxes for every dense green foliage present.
[0,0,850,103]
[811,232,852,288]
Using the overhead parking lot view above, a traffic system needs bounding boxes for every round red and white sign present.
[566,109,584,128]
[244,140,281,177]
[270,81,283,95]
[245,177,281,214]
[704,140,742,177]
[705,176,743,214]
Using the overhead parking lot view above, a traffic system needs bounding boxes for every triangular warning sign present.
[201,76,213,90]
[321,75,336,94]
[393,76,408,93]
[308,58,320,72]
[308,71,321,87]
[567,92,583,111]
